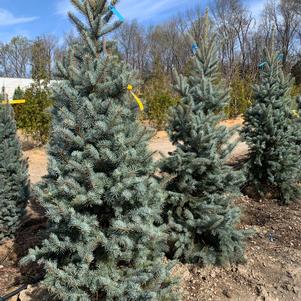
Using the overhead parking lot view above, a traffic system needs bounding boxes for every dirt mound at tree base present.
[173,196,301,301]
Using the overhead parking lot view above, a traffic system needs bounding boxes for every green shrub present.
[13,86,25,100]
[291,84,301,98]
[291,60,301,85]
[226,71,253,118]
[289,84,301,112]
[143,76,179,129]
[12,86,25,127]
[14,82,52,145]
[144,88,178,130]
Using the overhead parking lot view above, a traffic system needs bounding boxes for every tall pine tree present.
[22,1,177,300]
[242,33,301,204]
[0,103,30,242]
[160,12,248,265]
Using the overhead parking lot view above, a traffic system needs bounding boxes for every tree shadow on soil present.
[13,198,47,289]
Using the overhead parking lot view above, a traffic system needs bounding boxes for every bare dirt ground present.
[0,117,300,301]
[176,196,301,301]
[24,117,248,184]
[24,148,47,185]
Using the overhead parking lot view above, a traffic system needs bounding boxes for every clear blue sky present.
[0,0,265,42]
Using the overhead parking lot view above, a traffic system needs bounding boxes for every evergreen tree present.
[14,36,53,144]
[242,34,301,204]
[227,68,253,118]
[12,86,25,126]
[144,58,179,129]
[160,13,248,265]
[0,86,7,101]
[14,41,52,144]
[13,86,25,100]
[0,103,30,242]
[22,1,177,300]
[17,83,52,144]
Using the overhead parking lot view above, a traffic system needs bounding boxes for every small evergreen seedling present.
[0,103,30,243]
[22,1,177,300]
[242,33,301,204]
[161,12,249,265]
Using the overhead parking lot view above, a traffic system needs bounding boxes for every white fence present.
[0,77,57,100]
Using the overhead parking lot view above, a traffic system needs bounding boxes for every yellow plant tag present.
[292,110,300,118]
[1,99,26,105]
[127,85,144,111]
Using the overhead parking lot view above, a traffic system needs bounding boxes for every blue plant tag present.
[192,43,198,55]
[109,4,125,22]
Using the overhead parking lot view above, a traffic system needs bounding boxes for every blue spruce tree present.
[0,103,30,242]
[242,33,301,204]
[22,1,177,300]
[160,12,248,265]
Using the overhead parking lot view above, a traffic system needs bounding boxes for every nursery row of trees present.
[1,0,301,300]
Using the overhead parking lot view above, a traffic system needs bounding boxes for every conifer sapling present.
[0,103,30,243]
[160,12,249,265]
[242,33,301,204]
[22,1,177,300]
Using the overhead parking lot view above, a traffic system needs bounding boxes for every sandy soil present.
[24,148,48,185]
[24,117,248,184]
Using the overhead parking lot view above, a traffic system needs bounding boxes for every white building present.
[0,77,57,100]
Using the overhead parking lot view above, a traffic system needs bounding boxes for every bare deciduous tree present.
[115,20,150,76]
[31,34,58,80]
[0,36,31,78]
[211,0,255,78]
[149,19,187,75]
[263,0,301,69]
